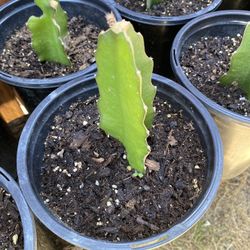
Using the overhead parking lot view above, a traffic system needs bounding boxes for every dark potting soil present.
[0,16,100,79]
[0,187,24,249]
[40,96,207,242]
[181,34,250,117]
[116,0,213,16]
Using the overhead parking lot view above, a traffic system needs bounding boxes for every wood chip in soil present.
[116,0,213,16]
[0,16,100,79]
[0,187,24,249]
[40,95,207,242]
[181,33,250,117]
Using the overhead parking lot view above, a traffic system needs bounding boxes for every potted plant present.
[171,10,250,180]
[0,167,36,249]
[17,19,223,249]
[0,0,121,111]
[107,0,222,76]
[219,0,250,10]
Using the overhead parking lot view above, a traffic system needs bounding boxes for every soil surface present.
[0,16,100,79]
[0,187,24,249]
[181,34,250,117]
[40,95,207,242]
[116,0,213,16]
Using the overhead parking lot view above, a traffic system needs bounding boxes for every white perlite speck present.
[12,234,18,245]
[107,201,112,207]
[83,120,88,126]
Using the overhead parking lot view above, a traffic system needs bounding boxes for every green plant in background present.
[146,0,162,9]
[220,23,250,99]
[27,0,70,65]
[96,19,156,175]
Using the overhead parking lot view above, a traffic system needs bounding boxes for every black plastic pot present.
[17,74,223,249]
[219,0,250,10]
[0,0,121,111]
[108,0,222,77]
[0,122,18,177]
[171,10,250,179]
[0,167,36,249]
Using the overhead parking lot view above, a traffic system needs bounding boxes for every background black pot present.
[17,74,223,249]
[0,122,19,177]
[0,167,36,249]
[171,10,250,180]
[109,0,222,77]
[0,0,121,111]
[219,0,250,10]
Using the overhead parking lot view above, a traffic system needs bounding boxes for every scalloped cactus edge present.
[95,20,156,174]
[27,0,70,65]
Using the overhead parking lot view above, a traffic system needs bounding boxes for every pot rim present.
[109,0,222,26]
[0,0,122,89]
[0,167,37,250]
[171,10,250,125]
[17,74,223,249]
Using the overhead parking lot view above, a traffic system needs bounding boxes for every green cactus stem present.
[96,20,156,174]
[220,23,250,100]
[27,0,70,65]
